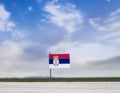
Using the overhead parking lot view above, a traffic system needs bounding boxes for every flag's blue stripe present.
[49,59,70,64]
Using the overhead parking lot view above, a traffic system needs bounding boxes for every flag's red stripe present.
[49,54,70,59]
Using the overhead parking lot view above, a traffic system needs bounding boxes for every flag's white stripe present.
[49,64,70,68]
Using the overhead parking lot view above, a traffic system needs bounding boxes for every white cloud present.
[0,5,10,20]
[48,40,78,53]
[44,1,83,33]
[0,20,16,31]
[89,19,106,31]
[12,30,26,38]
[106,0,111,2]
[0,5,15,32]
[0,40,24,69]
[109,37,120,44]
[89,8,120,32]
[0,40,49,78]
[2,40,119,77]
[98,31,120,40]
[28,6,33,12]
[110,8,120,16]
[71,43,120,63]
[0,4,25,38]
[89,8,120,44]
[48,40,120,64]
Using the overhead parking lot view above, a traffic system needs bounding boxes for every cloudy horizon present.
[0,0,120,78]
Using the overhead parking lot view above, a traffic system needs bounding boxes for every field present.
[0,82,120,93]
[0,77,120,82]
[0,78,120,93]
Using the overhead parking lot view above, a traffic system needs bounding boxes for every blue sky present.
[0,0,120,78]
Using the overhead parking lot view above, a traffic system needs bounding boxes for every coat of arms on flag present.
[49,54,70,68]
[53,55,59,67]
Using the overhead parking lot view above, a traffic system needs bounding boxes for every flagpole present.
[49,53,52,82]
[50,68,52,82]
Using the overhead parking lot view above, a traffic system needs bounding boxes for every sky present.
[0,0,120,78]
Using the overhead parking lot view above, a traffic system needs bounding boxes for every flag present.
[49,54,70,68]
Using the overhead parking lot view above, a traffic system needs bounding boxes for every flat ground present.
[0,82,120,93]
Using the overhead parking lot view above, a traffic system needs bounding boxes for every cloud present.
[28,6,33,12]
[48,39,120,64]
[0,4,25,38]
[0,40,25,70]
[0,20,15,32]
[12,30,26,38]
[89,8,120,32]
[49,55,120,77]
[0,4,10,20]
[48,40,78,53]
[87,56,120,69]
[44,1,83,33]
[89,8,120,44]
[106,0,111,2]
[0,40,49,78]
[0,5,15,32]
[97,31,120,41]
[89,18,106,31]
[78,55,120,77]
[110,8,120,16]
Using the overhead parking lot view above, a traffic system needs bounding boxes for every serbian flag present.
[49,54,70,68]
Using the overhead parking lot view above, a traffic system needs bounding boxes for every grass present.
[0,77,120,82]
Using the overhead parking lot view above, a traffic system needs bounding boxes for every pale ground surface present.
[0,82,120,93]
